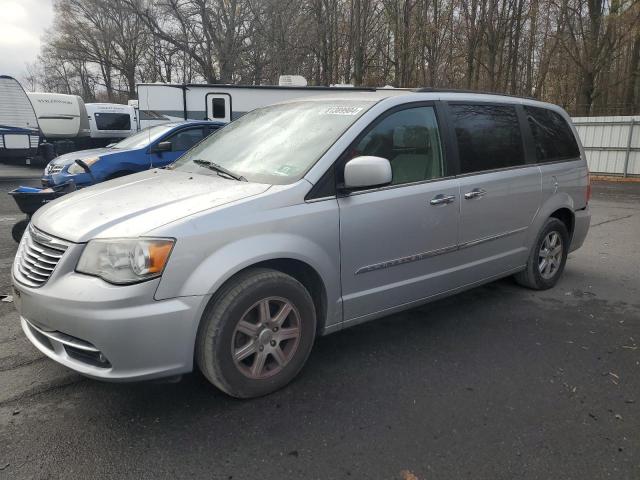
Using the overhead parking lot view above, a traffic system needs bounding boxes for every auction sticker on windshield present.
[323,106,364,115]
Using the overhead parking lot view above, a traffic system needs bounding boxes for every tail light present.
[586,172,592,204]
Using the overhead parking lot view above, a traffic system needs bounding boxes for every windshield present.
[172,101,373,184]
[111,124,175,150]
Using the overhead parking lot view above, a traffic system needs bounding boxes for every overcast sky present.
[0,0,54,83]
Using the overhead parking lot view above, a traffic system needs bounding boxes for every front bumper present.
[13,242,209,381]
[41,171,93,188]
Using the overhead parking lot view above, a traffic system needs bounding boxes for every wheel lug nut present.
[259,345,264,351]
[270,340,276,346]
[272,327,278,332]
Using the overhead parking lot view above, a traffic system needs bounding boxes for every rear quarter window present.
[524,106,580,162]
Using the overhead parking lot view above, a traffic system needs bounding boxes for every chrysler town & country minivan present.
[13,91,590,398]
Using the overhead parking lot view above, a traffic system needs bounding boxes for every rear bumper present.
[570,206,590,252]
[14,271,209,381]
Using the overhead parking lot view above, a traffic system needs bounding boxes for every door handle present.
[464,188,487,200]
[430,194,456,206]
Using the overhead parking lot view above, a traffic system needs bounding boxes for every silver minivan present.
[13,91,591,398]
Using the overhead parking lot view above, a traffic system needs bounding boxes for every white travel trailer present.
[136,82,408,124]
[128,99,172,130]
[85,103,137,139]
[27,92,93,157]
[0,75,40,161]
[27,92,90,140]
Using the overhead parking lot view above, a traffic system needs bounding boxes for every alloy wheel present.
[538,231,563,280]
[231,297,301,379]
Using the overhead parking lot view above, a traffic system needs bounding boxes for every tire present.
[196,268,317,398]
[11,219,29,243]
[514,217,570,290]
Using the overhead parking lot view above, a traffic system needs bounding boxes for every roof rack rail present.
[413,87,538,101]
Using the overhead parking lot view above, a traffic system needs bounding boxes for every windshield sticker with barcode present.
[323,106,364,116]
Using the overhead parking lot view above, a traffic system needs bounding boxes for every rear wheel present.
[515,217,569,290]
[196,268,316,398]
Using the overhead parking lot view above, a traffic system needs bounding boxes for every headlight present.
[67,156,100,174]
[76,238,175,284]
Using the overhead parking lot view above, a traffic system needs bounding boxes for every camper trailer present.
[128,99,171,130]
[85,103,137,141]
[136,80,407,124]
[28,92,91,156]
[0,76,40,161]
[28,92,90,139]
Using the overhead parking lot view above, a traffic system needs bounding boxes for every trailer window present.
[94,112,131,131]
[211,98,226,119]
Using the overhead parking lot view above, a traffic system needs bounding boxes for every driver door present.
[338,104,461,321]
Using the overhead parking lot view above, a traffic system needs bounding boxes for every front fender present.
[153,190,342,327]
[94,152,147,181]
[186,233,335,296]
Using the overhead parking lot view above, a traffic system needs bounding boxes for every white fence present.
[572,116,640,177]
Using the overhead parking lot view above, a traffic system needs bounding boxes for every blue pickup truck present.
[41,121,224,187]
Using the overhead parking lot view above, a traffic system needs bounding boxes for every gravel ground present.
[0,180,638,480]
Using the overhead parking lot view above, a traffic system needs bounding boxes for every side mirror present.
[153,141,172,153]
[343,156,392,189]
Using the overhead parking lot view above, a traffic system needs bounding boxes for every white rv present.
[85,103,137,140]
[136,81,408,124]
[0,75,40,161]
[28,92,90,139]
[128,98,172,130]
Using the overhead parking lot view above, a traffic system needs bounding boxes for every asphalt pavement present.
[0,180,638,480]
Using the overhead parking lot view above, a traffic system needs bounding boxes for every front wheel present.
[515,217,570,290]
[196,268,316,398]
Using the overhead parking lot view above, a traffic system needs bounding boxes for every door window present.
[211,98,226,119]
[351,106,444,185]
[524,106,580,162]
[164,128,206,152]
[450,104,525,174]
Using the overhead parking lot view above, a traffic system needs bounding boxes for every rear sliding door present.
[446,102,542,280]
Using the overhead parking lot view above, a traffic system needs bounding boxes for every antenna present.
[147,85,152,169]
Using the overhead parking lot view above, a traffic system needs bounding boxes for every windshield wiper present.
[192,159,247,182]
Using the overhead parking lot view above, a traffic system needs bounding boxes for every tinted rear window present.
[525,106,580,162]
[450,104,525,174]
[94,112,131,131]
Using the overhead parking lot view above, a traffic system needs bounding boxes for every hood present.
[32,169,271,242]
[50,148,117,166]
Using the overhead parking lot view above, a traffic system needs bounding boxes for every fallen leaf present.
[400,470,419,480]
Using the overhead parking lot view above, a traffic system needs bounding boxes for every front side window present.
[349,106,444,185]
[451,104,525,174]
[173,101,374,184]
[164,127,206,151]
[111,124,176,150]
[525,106,580,162]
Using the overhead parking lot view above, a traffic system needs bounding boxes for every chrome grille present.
[14,226,69,287]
